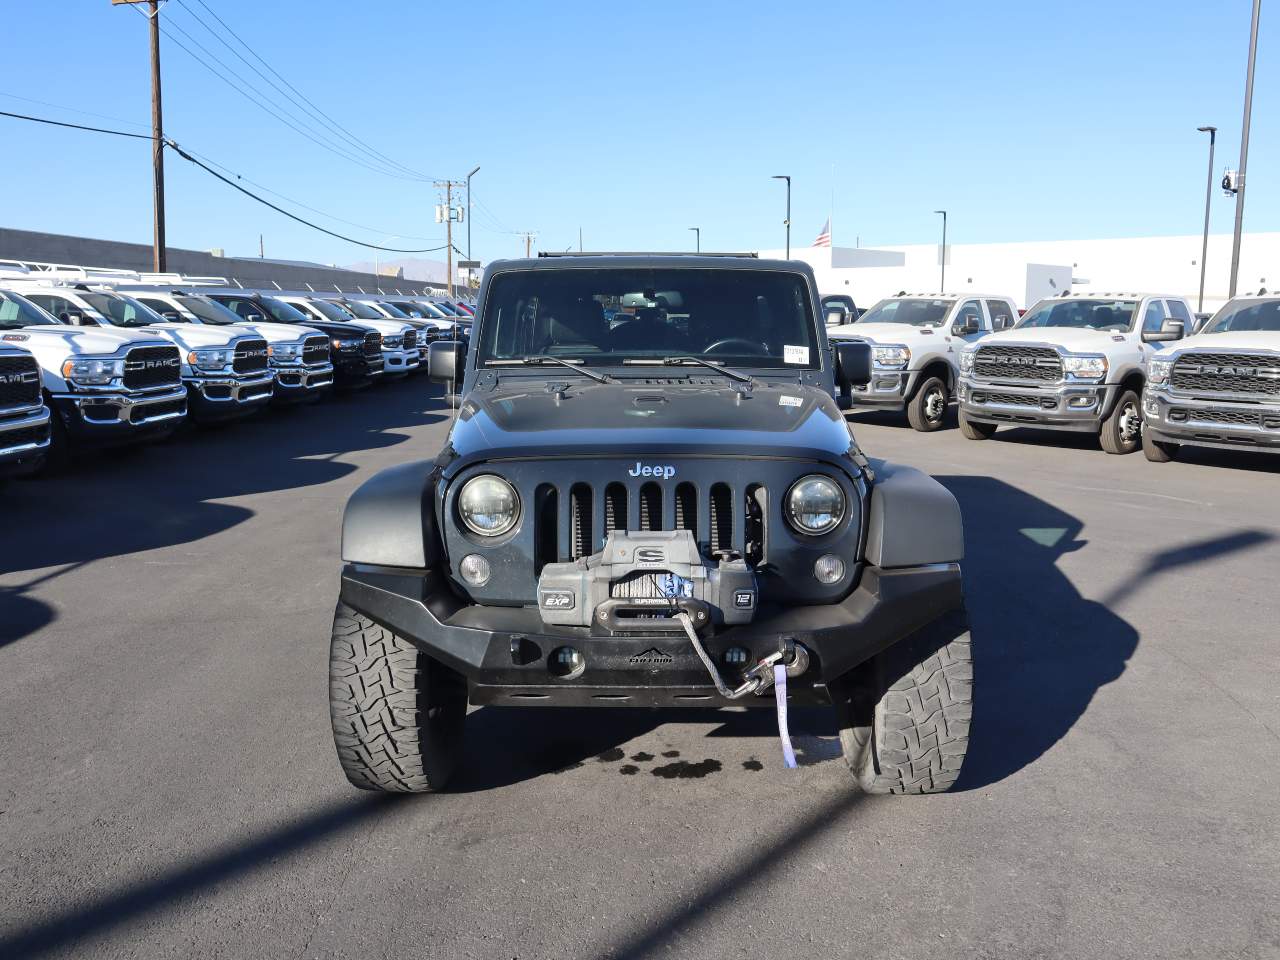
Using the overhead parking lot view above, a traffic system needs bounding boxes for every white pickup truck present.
[1143,294,1280,461]
[827,293,1019,430]
[957,292,1191,454]
[0,331,51,477]
[19,284,274,423]
[0,287,187,462]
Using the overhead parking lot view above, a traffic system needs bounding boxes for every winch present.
[536,529,757,631]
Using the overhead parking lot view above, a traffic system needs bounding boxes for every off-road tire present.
[329,602,467,792]
[836,609,972,795]
[1100,388,1142,455]
[1142,430,1179,463]
[958,411,997,440]
[907,375,948,432]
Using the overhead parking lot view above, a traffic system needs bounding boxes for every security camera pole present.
[1228,0,1262,299]
[1196,126,1217,312]
[112,0,166,272]
[772,175,791,258]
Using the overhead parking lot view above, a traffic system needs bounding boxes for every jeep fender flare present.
[341,460,439,569]
[863,459,963,568]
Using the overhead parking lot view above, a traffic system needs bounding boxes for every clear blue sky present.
[2,0,1275,266]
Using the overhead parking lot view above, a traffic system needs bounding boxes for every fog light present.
[1144,400,1159,418]
[814,554,846,584]
[459,553,490,586]
[724,646,750,666]
[548,646,585,679]
[1068,396,1095,408]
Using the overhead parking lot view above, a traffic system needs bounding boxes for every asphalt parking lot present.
[2,380,1278,960]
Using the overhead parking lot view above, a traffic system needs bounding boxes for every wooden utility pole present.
[517,231,536,257]
[113,0,166,272]
[435,179,465,298]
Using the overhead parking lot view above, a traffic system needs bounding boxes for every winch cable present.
[674,611,799,768]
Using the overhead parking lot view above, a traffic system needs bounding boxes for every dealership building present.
[760,231,1280,312]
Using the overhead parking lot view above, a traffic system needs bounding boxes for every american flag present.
[812,217,831,247]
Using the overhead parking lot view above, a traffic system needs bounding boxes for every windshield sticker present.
[778,395,802,408]
[783,345,809,365]
[3,334,30,341]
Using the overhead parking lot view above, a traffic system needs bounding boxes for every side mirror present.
[64,311,90,325]
[245,313,265,323]
[835,340,872,388]
[1142,320,1184,343]
[163,311,182,322]
[951,317,981,335]
[825,307,849,326]
[428,340,465,385]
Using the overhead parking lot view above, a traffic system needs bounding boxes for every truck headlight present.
[785,475,845,535]
[959,350,976,373]
[61,357,123,385]
[1062,354,1107,380]
[188,348,233,371]
[273,342,304,363]
[333,337,362,352]
[1147,358,1172,385]
[872,345,910,368]
[458,474,520,537]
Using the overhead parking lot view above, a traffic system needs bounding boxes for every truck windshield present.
[478,268,820,369]
[1017,299,1137,332]
[177,296,242,325]
[339,300,385,320]
[308,300,357,322]
[1202,299,1280,334]
[857,298,952,327]
[81,293,165,327]
[0,290,61,328]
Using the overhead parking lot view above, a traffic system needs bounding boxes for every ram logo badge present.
[628,462,676,479]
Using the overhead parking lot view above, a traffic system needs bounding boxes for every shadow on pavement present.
[0,793,411,959]
[942,474,1271,791]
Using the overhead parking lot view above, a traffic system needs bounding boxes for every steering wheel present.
[702,338,768,356]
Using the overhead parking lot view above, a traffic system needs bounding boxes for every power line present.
[0,109,152,140]
[0,92,151,130]
[176,0,436,182]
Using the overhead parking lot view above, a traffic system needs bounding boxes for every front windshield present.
[305,299,356,322]
[340,300,385,320]
[380,301,419,318]
[857,298,953,327]
[433,301,460,316]
[232,296,310,325]
[0,290,61,329]
[82,293,165,327]
[1017,298,1138,332]
[416,302,449,319]
[177,296,241,326]
[1203,299,1280,334]
[478,267,820,369]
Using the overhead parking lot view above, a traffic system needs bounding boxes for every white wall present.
[761,232,1280,312]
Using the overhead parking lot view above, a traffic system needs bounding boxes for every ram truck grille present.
[362,332,382,358]
[122,345,182,389]
[1171,352,1280,398]
[403,330,417,351]
[231,339,270,374]
[974,345,1062,382]
[0,355,41,408]
[302,337,330,364]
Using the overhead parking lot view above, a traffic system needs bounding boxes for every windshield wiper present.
[653,355,754,384]
[492,355,611,383]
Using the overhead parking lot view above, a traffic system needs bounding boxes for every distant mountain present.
[344,257,448,283]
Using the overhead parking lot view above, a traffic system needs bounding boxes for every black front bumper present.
[333,355,384,388]
[340,562,963,707]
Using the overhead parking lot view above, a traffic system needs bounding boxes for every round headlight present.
[786,475,845,535]
[458,474,519,537]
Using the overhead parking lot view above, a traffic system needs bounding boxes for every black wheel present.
[1100,388,1142,455]
[1142,430,1180,463]
[958,410,997,440]
[906,375,948,432]
[329,603,467,793]
[836,609,973,795]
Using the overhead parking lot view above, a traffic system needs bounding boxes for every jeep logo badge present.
[628,462,676,479]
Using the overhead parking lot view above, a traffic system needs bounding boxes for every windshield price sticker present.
[783,345,809,365]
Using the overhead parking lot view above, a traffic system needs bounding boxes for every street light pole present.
[466,165,480,261]
[1228,0,1262,298]
[934,210,947,292]
[689,227,700,252]
[772,175,791,258]
[1196,126,1217,313]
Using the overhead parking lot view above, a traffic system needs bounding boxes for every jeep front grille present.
[302,336,330,365]
[232,338,269,374]
[362,332,381,358]
[537,478,768,568]
[1171,352,1280,398]
[973,345,1062,382]
[122,345,182,389]
[0,355,41,408]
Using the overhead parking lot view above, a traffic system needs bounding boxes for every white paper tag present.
[783,344,809,365]
[778,395,802,408]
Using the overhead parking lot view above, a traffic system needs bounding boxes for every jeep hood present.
[1175,330,1280,353]
[980,327,1128,351]
[447,380,856,466]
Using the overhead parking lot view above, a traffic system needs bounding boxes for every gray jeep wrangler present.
[331,254,972,794]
